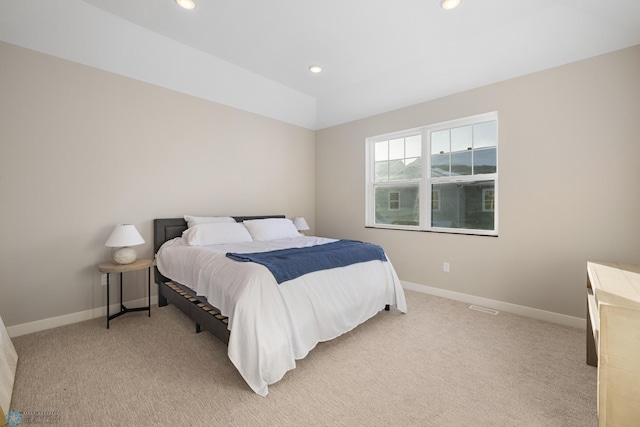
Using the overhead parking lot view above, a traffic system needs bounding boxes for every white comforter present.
[156,236,407,396]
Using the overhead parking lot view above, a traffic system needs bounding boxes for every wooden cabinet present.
[586,261,640,426]
[0,315,18,423]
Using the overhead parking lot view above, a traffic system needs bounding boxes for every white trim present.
[7,283,586,337]
[425,111,498,133]
[6,296,159,338]
[402,280,586,330]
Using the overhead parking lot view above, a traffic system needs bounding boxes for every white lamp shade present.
[293,217,310,231]
[105,224,145,247]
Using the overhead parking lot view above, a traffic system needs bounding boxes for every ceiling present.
[17,1,640,128]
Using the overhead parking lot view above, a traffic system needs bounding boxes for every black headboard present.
[153,215,285,283]
[153,218,187,255]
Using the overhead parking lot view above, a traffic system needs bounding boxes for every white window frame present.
[365,127,423,231]
[365,112,498,236]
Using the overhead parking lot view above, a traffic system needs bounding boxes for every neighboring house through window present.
[389,191,400,210]
[366,112,498,236]
[482,188,495,212]
[432,189,441,212]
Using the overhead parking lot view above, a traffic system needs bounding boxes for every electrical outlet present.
[101,274,108,286]
[443,262,450,273]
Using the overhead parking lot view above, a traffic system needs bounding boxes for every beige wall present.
[2,40,639,330]
[0,42,315,327]
[316,45,640,319]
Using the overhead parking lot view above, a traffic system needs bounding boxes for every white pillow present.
[183,223,253,246]
[184,215,236,228]
[243,218,301,241]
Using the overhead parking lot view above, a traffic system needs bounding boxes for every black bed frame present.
[153,215,285,344]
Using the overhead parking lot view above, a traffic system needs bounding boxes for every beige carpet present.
[9,290,597,426]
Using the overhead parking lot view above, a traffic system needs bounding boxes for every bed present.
[154,215,407,396]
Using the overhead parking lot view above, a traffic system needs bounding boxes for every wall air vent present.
[469,305,499,315]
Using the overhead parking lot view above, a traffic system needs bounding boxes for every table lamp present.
[293,217,310,235]
[105,224,145,264]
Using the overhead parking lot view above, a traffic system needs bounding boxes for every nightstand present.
[98,259,153,329]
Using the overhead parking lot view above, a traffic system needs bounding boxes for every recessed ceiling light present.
[440,0,461,10]
[309,65,322,74]
[176,0,195,10]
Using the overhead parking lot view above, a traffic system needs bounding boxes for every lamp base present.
[111,247,137,265]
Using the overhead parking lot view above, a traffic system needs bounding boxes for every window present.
[370,132,422,226]
[389,192,400,210]
[482,189,495,212]
[366,112,498,236]
[431,189,441,212]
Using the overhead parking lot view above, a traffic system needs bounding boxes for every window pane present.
[375,185,419,226]
[405,157,421,179]
[375,141,388,161]
[431,152,449,177]
[388,159,407,180]
[406,135,422,158]
[377,136,423,181]
[431,130,450,177]
[451,125,472,152]
[389,138,404,160]
[431,180,495,230]
[451,150,472,176]
[473,121,497,149]
[431,130,450,155]
[474,147,496,174]
[375,161,389,181]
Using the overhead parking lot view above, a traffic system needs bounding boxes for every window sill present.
[365,225,498,237]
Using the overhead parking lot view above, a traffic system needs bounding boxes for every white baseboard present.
[402,281,586,330]
[7,296,159,338]
[8,283,586,337]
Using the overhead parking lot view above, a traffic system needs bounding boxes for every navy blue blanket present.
[226,240,387,284]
